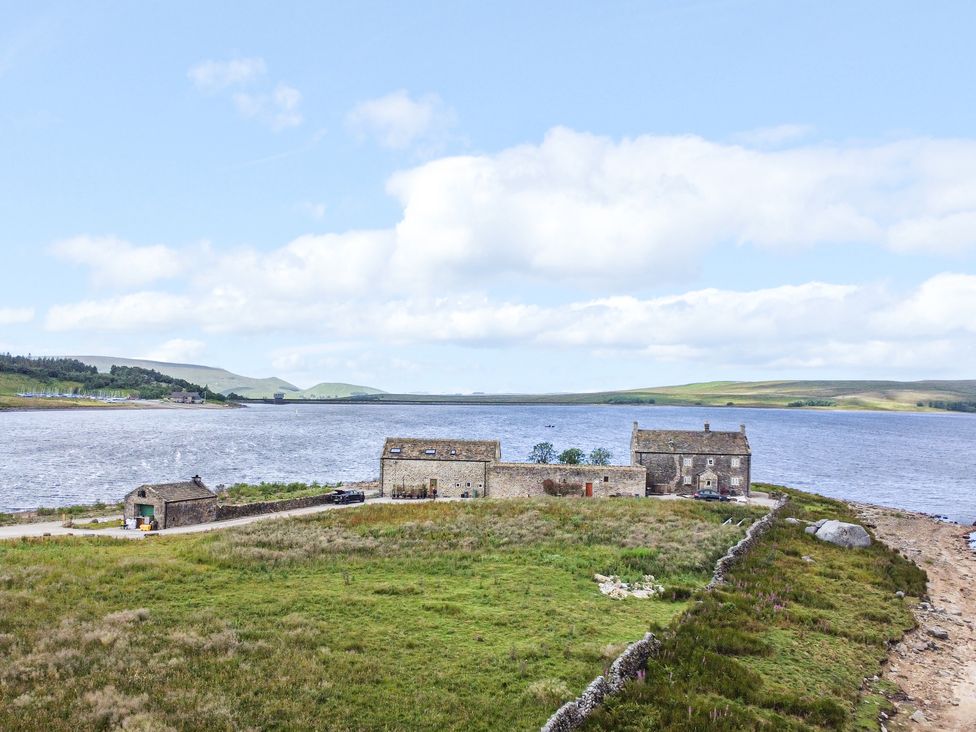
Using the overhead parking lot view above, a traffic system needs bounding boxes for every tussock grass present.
[585,485,926,731]
[0,497,760,731]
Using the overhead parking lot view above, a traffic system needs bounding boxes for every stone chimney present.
[191,475,204,487]
[740,423,746,434]
[703,422,710,432]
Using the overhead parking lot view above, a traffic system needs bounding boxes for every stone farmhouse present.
[380,437,646,498]
[170,391,203,404]
[631,421,751,496]
[122,476,217,528]
[381,422,751,499]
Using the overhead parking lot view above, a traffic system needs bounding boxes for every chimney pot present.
[704,422,710,432]
[740,423,746,434]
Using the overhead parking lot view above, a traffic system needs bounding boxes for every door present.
[429,478,438,490]
[137,504,155,517]
[585,483,593,497]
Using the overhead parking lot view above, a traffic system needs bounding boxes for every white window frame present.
[731,457,741,468]
[706,457,715,467]
[389,447,401,454]
[424,449,436,455]
[683,475,692,485]
[682,457,692,468]
[731,477,741,487]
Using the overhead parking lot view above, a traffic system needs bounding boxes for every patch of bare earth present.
[854,503,976,731]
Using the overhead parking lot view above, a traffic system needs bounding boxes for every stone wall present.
[215,492,341,521]
[540,633,661,732]
[165,498,217,528]
[705,495,788,590]
[487,463,646,499]
[123,492,165,526]
[538,497,788,731]
[381,458,490,498]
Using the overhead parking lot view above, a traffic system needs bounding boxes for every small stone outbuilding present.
[123,476,217,529]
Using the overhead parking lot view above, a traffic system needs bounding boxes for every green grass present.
[0,501,124,525]
[0,497,761,731]
[584,484,926,731]
[217,481,339,505]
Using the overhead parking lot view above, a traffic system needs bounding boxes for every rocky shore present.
[853,502,976,731]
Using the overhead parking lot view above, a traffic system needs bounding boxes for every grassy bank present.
[0,497,760,731]
[0,501,123,526]
[216,481,339,505]
[585,485,926,731]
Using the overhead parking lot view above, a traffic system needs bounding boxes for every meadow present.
[0,497,760,731]
[585,486,926,731]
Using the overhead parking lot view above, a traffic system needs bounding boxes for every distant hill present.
[73,356,384,400]
[324,379,976,412]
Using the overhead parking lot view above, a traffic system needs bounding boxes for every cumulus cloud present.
[188,57,266,91]
[732,123,815,147]
[50,236,182,287]
[346,90,454,149]
[137,338,206,364]
[0,306,34,325]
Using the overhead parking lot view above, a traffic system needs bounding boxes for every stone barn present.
[123,476,217,529]
[381,438,501,498]
[631,422,751,496]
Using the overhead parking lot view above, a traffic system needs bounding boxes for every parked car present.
[330,489,365,504]
[692,489,730,502]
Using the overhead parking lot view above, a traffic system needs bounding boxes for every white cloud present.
[190,57,302,130]
[50,236,182,287]
[188,57,266,91]
[346,90,454,149]
[45,292,193,331]
[137,338,206,364]
[234,83,304,130]
[0,306,34,325]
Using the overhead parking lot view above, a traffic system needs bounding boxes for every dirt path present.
[853,503,976,731]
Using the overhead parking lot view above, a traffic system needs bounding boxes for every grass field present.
[0,497,761,731]
[585,486,925,731]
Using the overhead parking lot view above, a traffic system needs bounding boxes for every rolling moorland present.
[0,488,926,731]
[3,354,974,412]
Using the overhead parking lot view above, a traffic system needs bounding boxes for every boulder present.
[811,518,830,529]
[927,627,949,640]
[784,517,802,525]
[813,520,872,549]
[805,526,817,535]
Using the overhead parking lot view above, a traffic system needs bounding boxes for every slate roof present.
[382,438,501,462]
[632,428,750,455]
[134,480,215,502]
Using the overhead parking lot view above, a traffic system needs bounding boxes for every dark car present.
[692,489,730,502]
[330,489,365,505]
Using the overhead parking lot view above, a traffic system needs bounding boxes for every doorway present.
[585,482,593,497]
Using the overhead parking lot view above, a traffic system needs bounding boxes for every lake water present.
[1,404,974,524]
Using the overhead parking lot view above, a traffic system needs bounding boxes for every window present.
[424,449,436,455]
[389,447,401,454]
[731,477,741,487]
[450,449,457,455]
[683,475,692,485]
[603,476,609,483]
[682,457,692,467]
[706,457,715,467]
[137,490,146,498]
[466,482,471,487]
[731,457,741,468]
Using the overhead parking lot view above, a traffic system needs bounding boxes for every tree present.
[558,447,585,465]
[528,442,555,464]
[589,447,612,466]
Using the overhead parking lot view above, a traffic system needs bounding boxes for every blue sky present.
[2,1,975,392]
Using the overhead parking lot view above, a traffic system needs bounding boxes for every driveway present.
[0,497,402,541]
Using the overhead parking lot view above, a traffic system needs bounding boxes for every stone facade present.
[631,421,751,496]
[380,438,500,498]
[487,463,646,498]
[122,477,217,529]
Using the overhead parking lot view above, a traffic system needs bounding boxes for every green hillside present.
[334,379,976,412]
[73,356,384,399]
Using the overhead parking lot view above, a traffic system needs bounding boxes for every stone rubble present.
[593,573,664,599]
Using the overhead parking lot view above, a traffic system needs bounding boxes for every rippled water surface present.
[1,404,974,523]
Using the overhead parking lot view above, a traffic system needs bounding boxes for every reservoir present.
[1,404,974,523]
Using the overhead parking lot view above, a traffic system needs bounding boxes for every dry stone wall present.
[488,463,646,498]
[539,497,788,731]
[215,492,337,521]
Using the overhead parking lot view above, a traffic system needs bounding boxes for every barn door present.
[585,483,593,497]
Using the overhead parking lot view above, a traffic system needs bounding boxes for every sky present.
[2,0,976,393]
